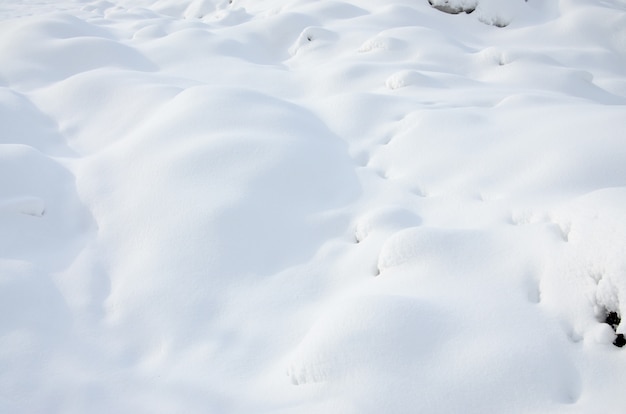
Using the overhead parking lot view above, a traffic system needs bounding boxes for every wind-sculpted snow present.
[1,0,626,413]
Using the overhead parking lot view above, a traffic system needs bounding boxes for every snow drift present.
[1,0,626,413]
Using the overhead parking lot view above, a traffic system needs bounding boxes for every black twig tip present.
[606,311,621,331]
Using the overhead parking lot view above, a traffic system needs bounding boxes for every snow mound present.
[1,0,626,412]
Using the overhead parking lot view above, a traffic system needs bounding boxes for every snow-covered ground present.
[2,0,626,412]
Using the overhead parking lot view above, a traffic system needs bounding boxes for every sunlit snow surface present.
[1,0,626,412]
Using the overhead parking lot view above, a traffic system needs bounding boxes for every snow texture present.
[1,0,626,413]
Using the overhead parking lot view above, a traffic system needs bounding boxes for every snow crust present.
[1,0,626,412]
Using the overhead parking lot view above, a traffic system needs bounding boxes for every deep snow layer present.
[2,0,626,413]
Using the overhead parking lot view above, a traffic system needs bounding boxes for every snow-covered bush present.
[428,0,478,14]
[429,0,530,27]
